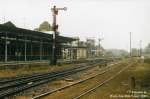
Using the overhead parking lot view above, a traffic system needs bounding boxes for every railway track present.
[0,62,88,84]
[0,60,109,98]
[32,61,132,99]
[32,62,120,99]
[0,59,107,84]
[73,63,131,99]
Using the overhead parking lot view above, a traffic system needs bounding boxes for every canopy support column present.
[5,32,8,62]
[24,37,27,61]
[40,40,43,61]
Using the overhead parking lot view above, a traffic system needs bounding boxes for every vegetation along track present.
[0,60,109,98]
[32,61,122,99]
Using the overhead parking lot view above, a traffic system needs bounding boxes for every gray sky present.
[0,0,150,51]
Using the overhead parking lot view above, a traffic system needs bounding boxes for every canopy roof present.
[0,22,76,43]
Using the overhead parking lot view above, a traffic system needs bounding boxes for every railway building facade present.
[0,22,75,62]
[0,22,105,63]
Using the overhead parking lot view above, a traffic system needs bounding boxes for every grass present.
[0,64,73,78]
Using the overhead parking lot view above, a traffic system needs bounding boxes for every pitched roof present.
[3,21,16,28]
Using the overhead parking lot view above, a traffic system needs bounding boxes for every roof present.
[3,21,16,28]
[0,22,76,43]
[62,45,87,48]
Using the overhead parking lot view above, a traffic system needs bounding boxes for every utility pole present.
[51,5,67,65]
[98,38,103,57]
[139,40,142,57]
[130,32,132,57]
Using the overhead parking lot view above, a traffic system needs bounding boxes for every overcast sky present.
[0,0,150,51]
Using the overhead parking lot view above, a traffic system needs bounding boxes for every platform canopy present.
[0,21,76,43]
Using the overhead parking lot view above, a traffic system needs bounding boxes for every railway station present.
[0,22,104,65]
[0,0,150,99]
[0,22,77,62]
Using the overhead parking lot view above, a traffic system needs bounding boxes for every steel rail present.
[0,62,88,84]
[0,61,107,98]
[0,63,89,90]
[73,63,132,99]
[32,62,120,99]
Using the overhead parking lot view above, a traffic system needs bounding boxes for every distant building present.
[76,41,87,59]
[86,38,105,58]
[62,37,87,60]
[61,37,105,60]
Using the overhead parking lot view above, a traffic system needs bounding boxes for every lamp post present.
[51,5,67,65]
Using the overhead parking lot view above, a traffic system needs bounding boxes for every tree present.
[34,21,52,32]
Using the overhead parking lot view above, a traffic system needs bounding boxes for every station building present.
[0,22,75,63]
[62,39,87,60]
[0,22,105,64]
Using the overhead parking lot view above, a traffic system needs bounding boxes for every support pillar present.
[30,40,33,60]
[63,48,65,60]
[16,37,19,61]
[5,32,8,62]
[70,42,73,62]
[24,37,27,61]
[70,48,72,62]
[40,40,43,61]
